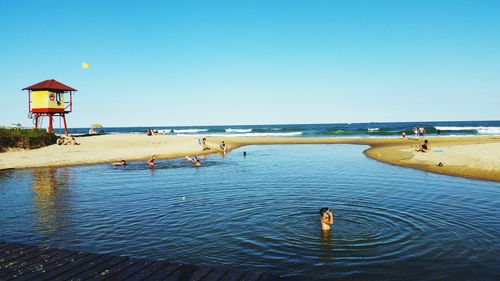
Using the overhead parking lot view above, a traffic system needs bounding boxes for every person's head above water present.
[319,208,329,216]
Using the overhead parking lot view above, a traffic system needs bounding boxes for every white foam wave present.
[157,129,171,134]
[176,132,303,137]
[173,129,209,133]
[435,126,500,135]
[226,128,252,133]
[367,128,379,131]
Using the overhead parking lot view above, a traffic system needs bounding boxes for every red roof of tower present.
[22,79,77,92]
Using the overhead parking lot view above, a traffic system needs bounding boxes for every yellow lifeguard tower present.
[22,79,77,135]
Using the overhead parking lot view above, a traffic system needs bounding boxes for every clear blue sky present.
[1,0,499,128]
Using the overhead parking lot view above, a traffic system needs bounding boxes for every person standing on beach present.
[413,127,418,139]
[320,208,334,231]
[418,126,425,139]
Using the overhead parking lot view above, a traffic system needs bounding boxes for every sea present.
[66,120,500,137]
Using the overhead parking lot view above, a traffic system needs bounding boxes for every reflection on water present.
[320,230,334,262]
[32,168,70,235]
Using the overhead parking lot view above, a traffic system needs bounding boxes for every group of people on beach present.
[112,137,233,168]
[56,136,79,146]
[413,126,426,139]
[146,129,159,136]
[198,138,230,154]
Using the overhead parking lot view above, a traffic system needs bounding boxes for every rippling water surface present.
[1,145,500,280]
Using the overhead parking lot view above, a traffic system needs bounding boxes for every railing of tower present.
[64,92,73,113]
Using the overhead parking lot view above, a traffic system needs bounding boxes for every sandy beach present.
[0,134,499,182]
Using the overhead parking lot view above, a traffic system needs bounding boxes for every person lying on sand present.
[319,208,334,231]
[148,155,156,167]
[56,137,67,145]
[112,160,127,166]
[416,140,431,152]
[69,137,80,145]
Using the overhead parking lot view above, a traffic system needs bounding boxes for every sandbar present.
[0,134,499,182]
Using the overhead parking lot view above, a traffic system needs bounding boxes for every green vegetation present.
[0,129,57,152]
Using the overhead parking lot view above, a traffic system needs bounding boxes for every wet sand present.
[0,134,499,182]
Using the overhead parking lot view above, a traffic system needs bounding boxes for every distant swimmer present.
[319,208,334,231]
[112,160,127,166]
[186,156,203,167]
[148,155,156,167]
[243,151,247,157]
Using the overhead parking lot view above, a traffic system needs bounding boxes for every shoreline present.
[0,134,499,182]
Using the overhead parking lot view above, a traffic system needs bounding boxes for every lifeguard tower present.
[22,79,77,136]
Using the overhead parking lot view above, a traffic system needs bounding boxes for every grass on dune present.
[0,128,57,152]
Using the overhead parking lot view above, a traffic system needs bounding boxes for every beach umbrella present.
[91,124,103,129]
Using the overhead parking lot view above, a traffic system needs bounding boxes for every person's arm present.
[322,212,333,225]
[327,211,333,225]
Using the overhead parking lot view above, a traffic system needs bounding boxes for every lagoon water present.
[1,145,500,280]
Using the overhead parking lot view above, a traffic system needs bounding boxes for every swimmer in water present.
[319,208,334,231]
[186,156,203,167]
[112,160,127,166]
[148,155,156,167]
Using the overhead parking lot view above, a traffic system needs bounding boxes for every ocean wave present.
[173,129,209,133]
[176,132,303,137]
[435,126,500,135]
[226,128,252,133]
[157,129,171,134]
[367,128,379,131]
